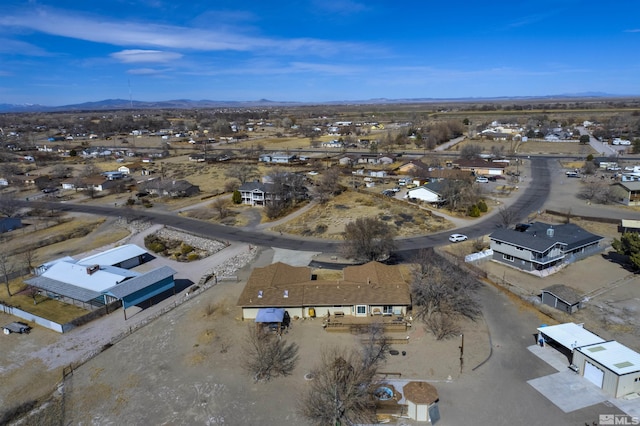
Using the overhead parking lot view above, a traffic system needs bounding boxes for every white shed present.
[572,341,640,398]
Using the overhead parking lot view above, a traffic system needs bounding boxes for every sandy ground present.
[53,247,489,425]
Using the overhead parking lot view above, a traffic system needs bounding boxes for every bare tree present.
[340,217,396,262]
[460,143,483,159]
[225,164,258,184]
[211,197,230,219]
[310,168,342,204]
[80,162,101,177]
[243,325,299,382]
[497,206,519,228]
[0,252,14,296]
[0,193,22,217]
[299,326,390,426]
[411,249,481,340]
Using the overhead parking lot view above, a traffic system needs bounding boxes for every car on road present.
[449,233,468,243]
[41,187,59,193]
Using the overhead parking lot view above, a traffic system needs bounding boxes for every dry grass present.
[275,190,452,239]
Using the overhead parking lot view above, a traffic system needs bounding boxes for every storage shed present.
[403,381,440,423]
[572,341,640,398]
[541,284,583,314]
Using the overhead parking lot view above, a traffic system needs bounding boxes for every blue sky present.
[1,0,639,105]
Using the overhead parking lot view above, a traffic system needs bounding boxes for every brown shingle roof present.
[236,261,410,308]
[403,381,439,405]
[542,284,582,305]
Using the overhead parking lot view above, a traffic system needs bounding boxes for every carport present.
[537,323,605,363]
[107,266,177,319]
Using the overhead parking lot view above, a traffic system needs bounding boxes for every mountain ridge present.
[0,92,635,113]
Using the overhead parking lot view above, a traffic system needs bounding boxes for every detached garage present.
[573,341,640,398]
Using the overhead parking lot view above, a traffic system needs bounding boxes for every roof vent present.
[283,290,289,298]
[86,265,99,275]
[547,226,554,237]
[258,290,263,298]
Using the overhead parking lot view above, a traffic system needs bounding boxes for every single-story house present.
[541,284,583,314]
[611,182,640,206]
[405,182,446,204]
[0,217,22,233]
[619,219,640,234]
[118,164,140,175]
[338,155,357,166]
[143,179,200,198]
[237,261,411,320]
[64,176,119,192]
[489,222,603,273]
[26,245,176,326]
[451,159,506,176]
[259,152,297,164]
[395,160,430,175]
[573,341,640,398]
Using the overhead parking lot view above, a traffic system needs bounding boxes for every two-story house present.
[489,222,603,274]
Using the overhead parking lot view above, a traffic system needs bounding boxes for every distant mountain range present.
[0,92,633,113]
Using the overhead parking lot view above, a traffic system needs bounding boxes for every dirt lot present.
[13,248,488,425]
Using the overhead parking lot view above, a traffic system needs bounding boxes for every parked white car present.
[475,177,489,183]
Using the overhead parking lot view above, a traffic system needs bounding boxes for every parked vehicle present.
[2,322,31,335]
[475,177,489,183]
[449,234,468,243]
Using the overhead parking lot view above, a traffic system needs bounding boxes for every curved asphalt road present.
[24,157,551,257]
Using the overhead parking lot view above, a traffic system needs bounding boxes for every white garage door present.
[584,361,604,388]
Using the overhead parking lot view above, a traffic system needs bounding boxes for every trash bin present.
[309,308,315,318]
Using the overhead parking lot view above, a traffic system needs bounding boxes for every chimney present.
[86,264,99,275]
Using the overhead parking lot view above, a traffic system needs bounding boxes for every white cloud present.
[111,50,182,63]
[0,38,51,56]
[126,68,167,75]
[0,6,365,56]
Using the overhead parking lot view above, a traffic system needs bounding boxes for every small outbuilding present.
[403,381,440,423]
[541,284,583,314]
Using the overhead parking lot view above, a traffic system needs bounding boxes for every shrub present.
[147,241,165,253]
[232,189,242,204]
[477,200,488,212]
[181,244,194,255]
[315,224,328,234]
[468,204,481,217]
[187,253,200,261]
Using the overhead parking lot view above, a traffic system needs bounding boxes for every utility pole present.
[459,333,464,374]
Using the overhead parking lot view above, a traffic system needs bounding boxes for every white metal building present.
[572,341,640,398]
[537,323,605,354]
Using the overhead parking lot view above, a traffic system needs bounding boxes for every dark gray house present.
[0,217,22,233]
[489,222,603,273]
[541,284,583,314]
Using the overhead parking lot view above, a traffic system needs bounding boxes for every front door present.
[355,305,367,317]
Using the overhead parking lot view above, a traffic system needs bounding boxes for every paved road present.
[24,157,552,259]
[434,283,623,425]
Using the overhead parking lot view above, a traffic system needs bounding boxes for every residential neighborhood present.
[1,100,640,426]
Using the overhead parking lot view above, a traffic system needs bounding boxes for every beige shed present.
[402,381,439,423]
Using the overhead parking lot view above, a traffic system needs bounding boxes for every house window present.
[503,254,514,262]
[383,305,393,315]
[356,305,367,315]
